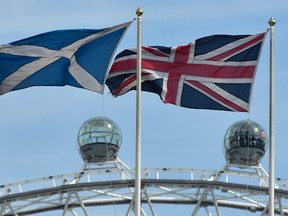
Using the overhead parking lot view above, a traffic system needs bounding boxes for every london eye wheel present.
[1,117,288,216]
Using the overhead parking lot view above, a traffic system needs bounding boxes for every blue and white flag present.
[0,21,132,95]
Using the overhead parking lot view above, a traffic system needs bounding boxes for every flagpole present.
[268,17,276,216]
[135,7,143,216]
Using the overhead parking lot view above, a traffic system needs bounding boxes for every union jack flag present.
[106,32,266,112]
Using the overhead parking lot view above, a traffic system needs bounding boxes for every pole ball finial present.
[268,17,276,27]
[136,7,143,17]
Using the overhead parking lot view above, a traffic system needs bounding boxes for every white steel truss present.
[0,159,288,215]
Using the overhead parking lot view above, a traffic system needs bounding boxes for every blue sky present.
[0,0,288,215]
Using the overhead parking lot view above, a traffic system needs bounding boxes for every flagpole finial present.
[136,7,143,17]
[268,17,276,27]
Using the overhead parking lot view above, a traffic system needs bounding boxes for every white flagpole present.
[268,17,276,216]
[135,7,143,216]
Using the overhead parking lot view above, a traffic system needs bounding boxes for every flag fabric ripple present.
[0,21,132,95]
[106,32,266,112]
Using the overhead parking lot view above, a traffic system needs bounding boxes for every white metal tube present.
[135,7,143,216]
[268,17,275,216]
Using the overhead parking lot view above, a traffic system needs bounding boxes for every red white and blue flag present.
[106,32,266,112]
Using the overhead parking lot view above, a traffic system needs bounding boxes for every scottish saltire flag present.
[0,21,132,95]
[106,32,266,112]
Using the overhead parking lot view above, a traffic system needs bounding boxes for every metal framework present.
[0,159,288,216]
